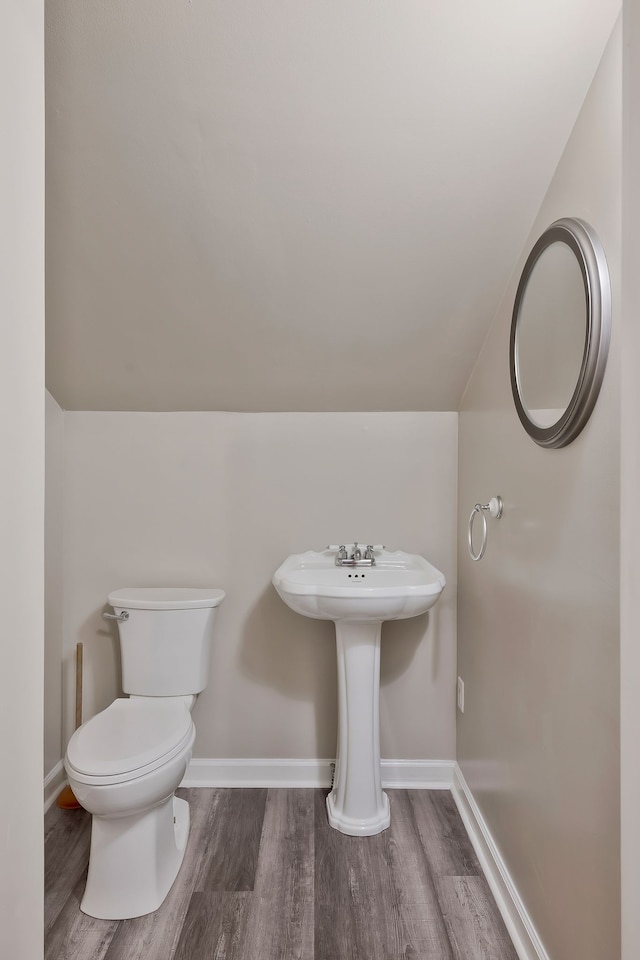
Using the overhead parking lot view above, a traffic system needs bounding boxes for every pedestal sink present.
[272,546,446,836]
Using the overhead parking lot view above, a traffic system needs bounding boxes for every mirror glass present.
[515,241,587,427]
[509,218,611,448]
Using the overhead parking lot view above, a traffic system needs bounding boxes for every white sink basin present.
[272,545,446,838]
[272,548,446,622]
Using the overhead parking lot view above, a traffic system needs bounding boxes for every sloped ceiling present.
[45,0,620,412]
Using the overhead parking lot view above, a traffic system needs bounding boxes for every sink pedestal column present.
[326,620,390,836]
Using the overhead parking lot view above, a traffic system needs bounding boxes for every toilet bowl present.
[66,698,196,919]
[63,586,224,920]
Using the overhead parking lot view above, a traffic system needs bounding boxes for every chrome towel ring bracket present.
[468,496,503,562]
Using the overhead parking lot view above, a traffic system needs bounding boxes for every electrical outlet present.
[457,677,465,713]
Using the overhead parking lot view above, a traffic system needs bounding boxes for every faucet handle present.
[328,544,348,559]
[365,544,386,558]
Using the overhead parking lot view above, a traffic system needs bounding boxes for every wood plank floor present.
[45,788,518,960]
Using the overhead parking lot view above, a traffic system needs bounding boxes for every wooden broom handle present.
[75,642,83,730]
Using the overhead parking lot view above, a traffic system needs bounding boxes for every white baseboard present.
[44,760,67,813]
[44,755,454,805]
[451,764,550,960]
[182,757,455,789]
[182,758,330,788]
[381,759,454,789]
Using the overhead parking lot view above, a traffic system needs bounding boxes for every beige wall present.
[45,0,619,414]
[45,391,64,776]
[621,2,640,955]
[0,1,45,957]
[457,22,620,960]
[60,411,457,762]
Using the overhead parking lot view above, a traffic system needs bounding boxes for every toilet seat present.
[66,698,194,786]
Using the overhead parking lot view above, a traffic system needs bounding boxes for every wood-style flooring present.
[45,788,518,960]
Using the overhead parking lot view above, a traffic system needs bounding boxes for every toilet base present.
[81,795,190,920]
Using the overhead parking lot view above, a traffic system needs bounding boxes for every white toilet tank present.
[107,587,225,697]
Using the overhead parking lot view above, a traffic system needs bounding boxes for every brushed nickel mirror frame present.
[509,217,611,448]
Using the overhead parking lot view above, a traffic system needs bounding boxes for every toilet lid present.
[108,587,225,610]
[66,698,193,778]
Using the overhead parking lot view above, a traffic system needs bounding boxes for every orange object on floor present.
[57,784,81,810]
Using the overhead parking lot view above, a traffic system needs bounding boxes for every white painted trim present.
[44,760,67,813]
[182,758,331,788]
[381,759,454,789]
[182,757,455,790]
[451,764,550,960]
[44,756,454,807]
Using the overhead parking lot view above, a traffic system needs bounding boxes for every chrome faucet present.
[332,542,378,567]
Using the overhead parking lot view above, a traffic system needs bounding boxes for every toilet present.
[64,586,225,920]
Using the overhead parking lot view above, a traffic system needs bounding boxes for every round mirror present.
[509,217,611,448]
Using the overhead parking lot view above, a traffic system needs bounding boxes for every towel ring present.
[468,496,503,562]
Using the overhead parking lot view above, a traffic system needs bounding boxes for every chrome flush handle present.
[102,610,129,622]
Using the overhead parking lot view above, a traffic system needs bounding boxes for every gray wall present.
[45,391,64,776]
[621,4,640,955]
[56,411,457,764]
[457,22,620,960]
[44,0,619,413]
[0,2,45,957]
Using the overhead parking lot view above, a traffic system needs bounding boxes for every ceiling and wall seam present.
[458,11,622,414]
[45,0,621,413]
